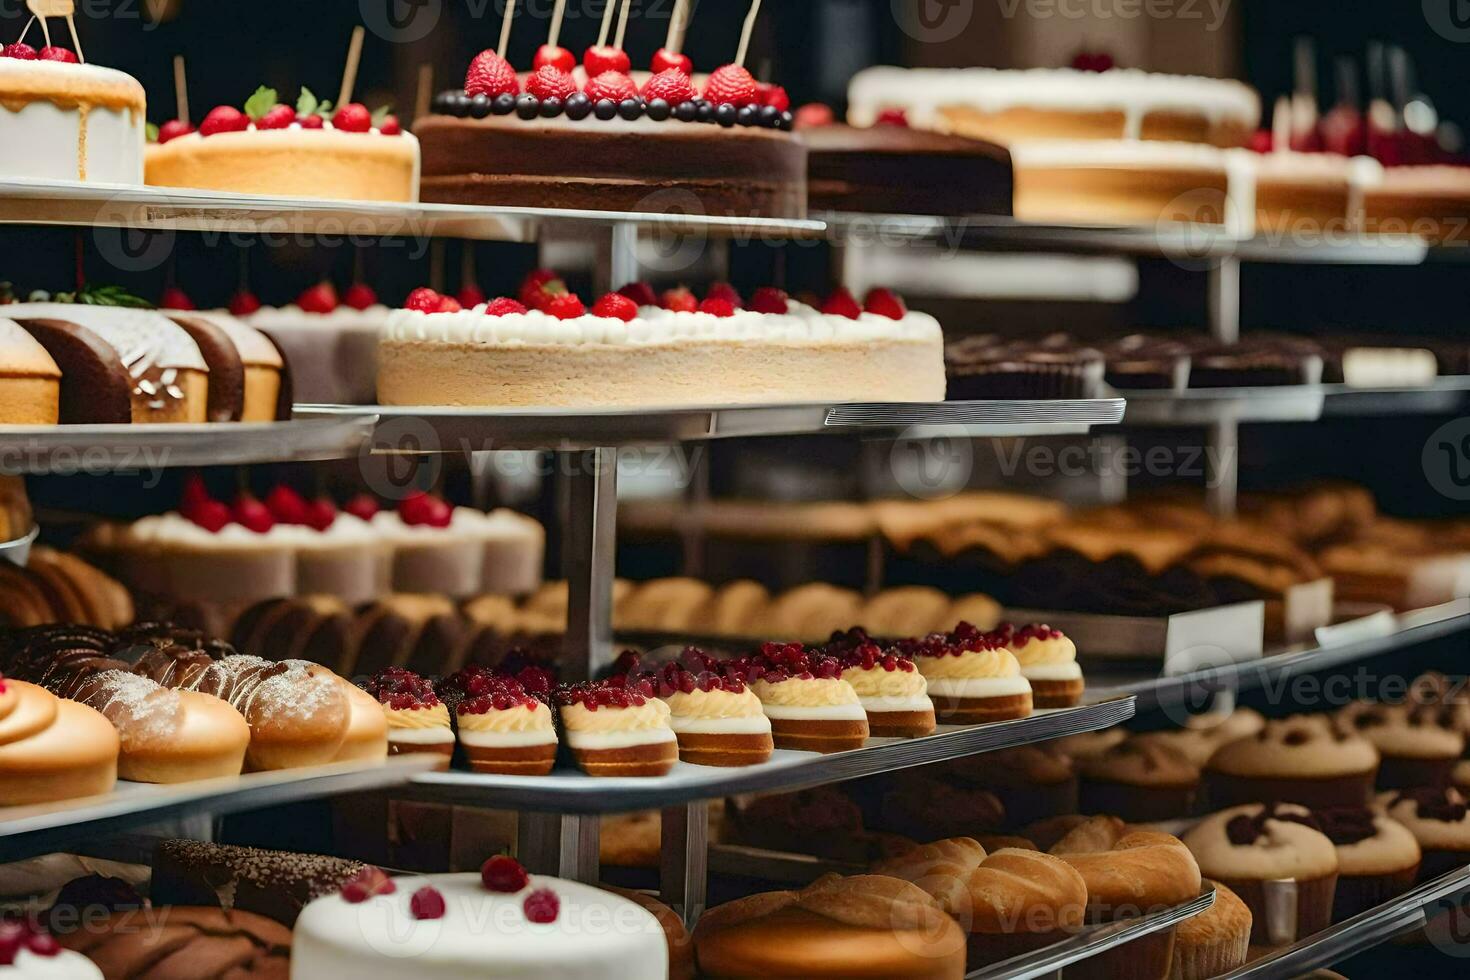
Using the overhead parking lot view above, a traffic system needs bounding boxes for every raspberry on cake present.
[999,623,1084,708]
[554,679,678,778]
[455,672,558,776]
[619,649,774,767]
[823,631,937,738]
[902,623,1034,725]
[363,667,454,770]
[731,643,869,754]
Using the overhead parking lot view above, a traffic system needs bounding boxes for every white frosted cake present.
[0,57,146,184]
[291,872,669,979]
[378,299,945,408]
[245,301,389,405]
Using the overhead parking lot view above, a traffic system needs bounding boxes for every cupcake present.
[873,770,1006,841]
[939,747,1078,829]
[634,651,774,768]
[734,643,868,754]
[827,633,936,738]
[1204,716,1379,810]
[1380,786,1470,880]
[362,667,453,770]
[555,679,678,778]
[456,673,558,776]
[903,623,1033,725]
[1183,803,1339,945]
[1338,702,1466,790]
[1078,741,1201,822]
[1000,623,1084,708]
[369,493,486,597]
[1315,805,1421,922]
[1169,879,1252,980]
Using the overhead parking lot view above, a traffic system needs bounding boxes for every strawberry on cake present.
[146,86,419,201]
[363,667,454,770]
[232,280,388,405]
[616,650,774,768]
[903,623,1034,725]
[555,678,678,778]
[823,630,936,738]
[999,623,1084,708]
[366,492,487,598]
[733,643,869,754]
[376,277,945,408]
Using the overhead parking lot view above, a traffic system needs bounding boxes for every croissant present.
[0,678,118,805]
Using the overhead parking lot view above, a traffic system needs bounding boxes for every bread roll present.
[0,679,118,805]
[333,681,389,763]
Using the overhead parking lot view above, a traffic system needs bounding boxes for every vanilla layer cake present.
[0,58,146,184]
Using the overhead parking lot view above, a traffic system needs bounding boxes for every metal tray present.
[404,698,1134,814]
[300,398,1128,452]
[1121,386,1326,426]
[0,755,437,861]
[0,526,38,568]
[0,415,378,473]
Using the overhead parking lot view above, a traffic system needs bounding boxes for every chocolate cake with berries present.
[416,11,804,217]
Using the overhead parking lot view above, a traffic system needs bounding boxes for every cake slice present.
[454,670,557,776]
[734,643,869,753]
[555,679,677,777]
[363,667,454,769]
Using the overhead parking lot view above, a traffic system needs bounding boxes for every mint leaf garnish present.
[244,86,279,121]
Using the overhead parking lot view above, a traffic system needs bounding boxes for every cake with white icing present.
[0,51,146,185]
[377,280,945,408]
[732,643,869,754]
[903,623,1035,725]
[612,650,774,767]
[234,282,390,405]
[291,864,670,979]
[823,630,936,738]
[1000,623,1083,708]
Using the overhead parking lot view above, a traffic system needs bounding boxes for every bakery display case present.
[0,0,1469,977]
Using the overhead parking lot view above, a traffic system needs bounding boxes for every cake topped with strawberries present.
[416,1,803,216]
[378,271,946,409]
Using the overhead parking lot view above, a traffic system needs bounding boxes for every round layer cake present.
[377,299,944,408]
[416,109,805,217]
[0,55,146,184]
[800,123,1013,216]
[291,872,669,979]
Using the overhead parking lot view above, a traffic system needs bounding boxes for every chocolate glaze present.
[1224,803,1322,845]
[1315,806,1379,846]
[1394,786,1470,823]
[168,314,245,422]
[801,124,1013,217]
[12,318,133,423]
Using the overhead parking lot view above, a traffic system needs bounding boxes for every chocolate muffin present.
[945,336,1105,400]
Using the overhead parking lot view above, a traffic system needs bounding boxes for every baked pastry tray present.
[403,698,1134,814]
[0,415,378,473]
[298,398,1128,451]
[0,755,436,862]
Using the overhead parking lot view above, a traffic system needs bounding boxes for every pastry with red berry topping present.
[363,667,454,770]
[733,643,869,754]
[555,678,678,777]
[905,623,1034,725]
[454,671,558,776]
[235,280,387,405]
[618,650,774,767]
[999,623,1084,708]
[293,861,670,978]
[146,85,420,201]
[369,492,488,598]
[824,631,937,738]
[0,36,146,185]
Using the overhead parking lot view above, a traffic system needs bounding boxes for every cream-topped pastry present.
[447,672,557,777]
[363,667,454,770]
[555,680,677,778]
[376,286,946,408]
[1000,623,1084,708]
[823,629,935,738]
[369,493,487,597]
[904,623,1033,725]
[617,650,774,768]
[0,920,102,979]
[0,55,146,185]
[731,643,869,754]
[241,294,388,404]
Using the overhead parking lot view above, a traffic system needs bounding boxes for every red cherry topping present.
[37,46,77,63]
[343,493,380,522]
[2,44,38,60]
[650,47,693,75]
[1070,50,1115,73]
[705,282,742,308]
[534,44,577,73]
[704,64,758,106]
[256,104,296,130]
[660,286,698,313]
[232,493,275,534]
[184,498,232,533]
[264,485,311,525]
[457,284,487,309]
[332,103,372,133]
[545,292,585,320]
[466,50,521,99]
[748,286,789,315]
[305,497,337,532]
[379,115,402,136]
[698,298,735,318]
[583,44,631,77]
[159,286,195,311]
[458,673,541,715]
[23,931,58,958]
[405,287,445,313]
[297,281,339,314]
[484,297,529,317]
[863,288,907,320]
[526,65,578,102]
[297,113,325,129]
[157,119,196,143]
[0,921,23,965]
[436,295,463,313]
[344,283,378,311]
[616,282,658,307]
[400,491,453,529]
[340,866,396,903]
[199,106,250,137]
[584,70,638,104]
[518,270,563,310]
[410,885,447,920]
[228,290,262,316]
[481,854,530,893]
[554,679,654,710]
[591,293,638,321]
[366,666,442,709]
[523,888,560,924]
[757,83,790,112]
[181,472,211,510]
[821,288,862,319]
[641,68,696,105]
